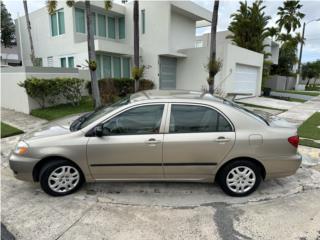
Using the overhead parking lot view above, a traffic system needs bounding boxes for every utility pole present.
[295,18,320,89]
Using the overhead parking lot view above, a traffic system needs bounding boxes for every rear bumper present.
[9,152,40,182]
[262,154,302,179]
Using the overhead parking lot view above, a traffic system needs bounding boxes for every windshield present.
[223,99,269,125]
[70,96,131,131]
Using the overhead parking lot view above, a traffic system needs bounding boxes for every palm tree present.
[133,0,139,92]
[276,0,305,35]
[267,27,279,41]
[46,0,112,109]
[227,0,270,54]
[208,0,220,94]
[23,0,36,66]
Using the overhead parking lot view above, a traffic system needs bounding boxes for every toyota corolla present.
[9,90,301,197]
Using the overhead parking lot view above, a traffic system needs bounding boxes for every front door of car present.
[163,104,235,180]
[87,104,167,180]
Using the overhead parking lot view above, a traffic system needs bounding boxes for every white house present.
[15,1,278,96]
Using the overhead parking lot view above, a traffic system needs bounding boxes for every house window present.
[141,9,145,34]
[75,8,85,33]
[108,16,115,39]
[92,12,97,35]
[96,55,102,79]
[113,57,121,78]
[122,58,130,78]
[102,55,112,78]
[68,57,74,68]
[60,56,74,68]
[98,14,106,37]
[47,56,53,67]
[195,40,203,48]
[51,9,65,36]
[60,57,67,68]
[119,17,125,39]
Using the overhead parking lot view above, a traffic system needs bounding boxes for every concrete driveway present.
[1,108,320,240]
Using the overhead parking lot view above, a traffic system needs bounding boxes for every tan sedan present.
[9,90,301,197]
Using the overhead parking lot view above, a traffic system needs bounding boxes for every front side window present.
[169,105,232,133]
[102,105,164,136]
[51,9,65,36]
[68,57,74,68]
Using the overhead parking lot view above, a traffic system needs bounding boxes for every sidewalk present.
[277,95,320,125]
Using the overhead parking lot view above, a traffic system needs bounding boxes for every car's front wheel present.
[217,160,262,197]
[39,159,84,196]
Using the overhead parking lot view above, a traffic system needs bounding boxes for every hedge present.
[86,78,154,104]
[19,78,86,108]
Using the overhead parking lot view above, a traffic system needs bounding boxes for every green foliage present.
[272,39,299,76]
[262,60,273,88]
[104,1,113,11]
[276,0,305,34]
[86,78,154,104]
[305,84,320,91]
[31,97,94,121]
[227,0,270,54]
[131,66,145,80]
[1,1,15,47]
[302,60,320,87]
[46,0,57,15]
[205,59,223,84]
[19,78,86,108]
[86,60,97,71]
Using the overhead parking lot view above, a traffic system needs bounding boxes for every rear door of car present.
[162,103,235,180]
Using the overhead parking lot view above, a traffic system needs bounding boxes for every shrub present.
[86,78,155,104]
[19,78,86,108]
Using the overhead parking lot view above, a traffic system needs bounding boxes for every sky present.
[3,0,320,63]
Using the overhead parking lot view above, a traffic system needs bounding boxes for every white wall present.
[170,10,196,51]
[1,67,89,113]
[176,43,264,96]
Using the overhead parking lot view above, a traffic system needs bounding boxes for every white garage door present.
[234,64,259,95]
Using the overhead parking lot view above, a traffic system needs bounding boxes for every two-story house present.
[15,1,277,96]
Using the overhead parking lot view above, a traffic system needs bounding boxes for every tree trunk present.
[23,0,36,66]
[133,0,140,92]
[208,0,219,94]
[85,0,101,109]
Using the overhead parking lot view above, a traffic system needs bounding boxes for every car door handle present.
[145,138,161,144]
[215,137,231,143]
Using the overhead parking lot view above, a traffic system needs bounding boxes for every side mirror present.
[95,125,103,137]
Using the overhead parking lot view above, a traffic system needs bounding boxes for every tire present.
[39,159,84,197]
[217,160,262,197]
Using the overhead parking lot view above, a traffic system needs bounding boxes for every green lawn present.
[299,139,320,148]
[31,97,94,121]
[298,112,320,148]
[1,122,23,138]
[287,98,306,103]
[274,90,320,97]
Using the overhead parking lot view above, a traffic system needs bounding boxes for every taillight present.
[288,136,299,148]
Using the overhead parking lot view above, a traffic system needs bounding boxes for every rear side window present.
[169,105,232,133]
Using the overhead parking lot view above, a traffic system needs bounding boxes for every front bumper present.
[9,152,40,182]
[263,154,302,179]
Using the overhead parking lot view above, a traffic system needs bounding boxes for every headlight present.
[14,141,29,155]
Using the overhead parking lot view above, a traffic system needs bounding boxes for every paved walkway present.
[278,95,320,125]
[1,108,47,132]
[236,96,301,110]
[270,91,314,100]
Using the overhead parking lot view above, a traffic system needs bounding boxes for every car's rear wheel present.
[39,159,84,196]
[217,160,262,197]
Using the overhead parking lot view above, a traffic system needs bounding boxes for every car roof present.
[130,90,225,103]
